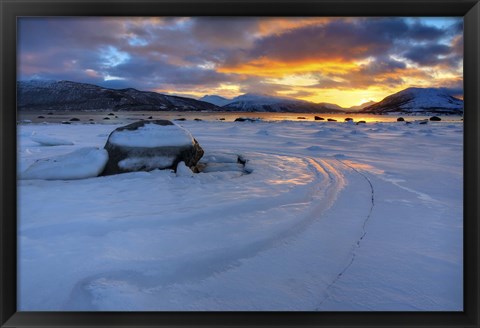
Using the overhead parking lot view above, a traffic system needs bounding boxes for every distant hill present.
[360,88,463,114]
[348,101,377,111]
[17,80,220,111]
[317,102,345,111]
[220,93,344,113]
[199,95,232,107]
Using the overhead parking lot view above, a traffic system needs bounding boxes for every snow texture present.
[30,135,74,146]
[20,147,108,180]
[17,119,463,311]
[108,122,194,148]
[176,161,194,177]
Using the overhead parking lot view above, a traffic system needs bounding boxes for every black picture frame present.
[1,0,479,327]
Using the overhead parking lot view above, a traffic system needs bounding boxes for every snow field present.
[17,120,463,311]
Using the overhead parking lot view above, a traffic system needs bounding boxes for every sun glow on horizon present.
[18,16,463,108]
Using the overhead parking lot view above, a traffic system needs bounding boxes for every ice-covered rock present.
[31,135,74,146]
[20,147,108,180]
[102,120,204,175]
[176,161,194,177]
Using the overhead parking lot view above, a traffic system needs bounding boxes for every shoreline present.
[17,110,464,124]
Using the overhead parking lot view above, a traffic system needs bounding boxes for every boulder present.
[344,117,353,122]
[314,116,324,120]
[429,116,441,121]
[235,117,257,122]
[327,118,337,122]
[102,120,204,175]
[397,117,405,122]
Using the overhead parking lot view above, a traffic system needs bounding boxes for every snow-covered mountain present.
[360,88,463,114]
[199,95,232,107]
[222,93,343,113]
[348,100,377,111]
[317,102,344,111]
[17,80,220,112]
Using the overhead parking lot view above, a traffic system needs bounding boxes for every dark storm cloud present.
[107,56,238,90]
[244,18,411,63]
[190,17,261,48]
[404,22,445,40]
[402,44,452,66]
[237,77,292,95]
[360,57,407,75]
[18,18,124,53]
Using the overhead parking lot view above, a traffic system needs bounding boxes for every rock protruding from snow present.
[20,147,108,180]
[102,120,204,175]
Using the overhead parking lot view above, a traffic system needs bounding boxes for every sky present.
[18,17,463,108]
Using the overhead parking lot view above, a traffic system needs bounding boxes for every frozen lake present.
[17,118,463,311]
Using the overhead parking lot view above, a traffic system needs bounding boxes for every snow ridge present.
[316,159,375,309]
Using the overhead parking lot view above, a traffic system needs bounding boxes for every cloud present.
[359,57,407,75]
[402,43,452,66]
[17,16,463,106]
[239,18,409,63]
[404,22,446,41]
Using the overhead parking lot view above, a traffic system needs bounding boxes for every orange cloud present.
[218,57,358,78]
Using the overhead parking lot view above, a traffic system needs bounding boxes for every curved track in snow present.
[64,154,350,310]
[316,159,376,309]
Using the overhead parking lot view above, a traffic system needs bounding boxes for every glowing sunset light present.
[18,16,463,108]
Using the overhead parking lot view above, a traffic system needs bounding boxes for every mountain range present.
[17,80,218,112]
[18,80,463,114]
[199,94,372,112]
